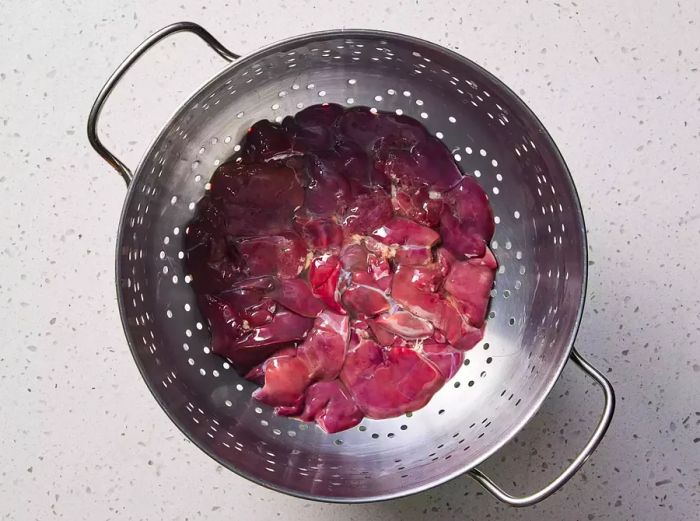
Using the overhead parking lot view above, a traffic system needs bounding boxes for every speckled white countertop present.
[1,0,698,519]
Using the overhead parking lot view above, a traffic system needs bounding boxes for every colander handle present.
[467,348,615,507]
[87,22,239,186]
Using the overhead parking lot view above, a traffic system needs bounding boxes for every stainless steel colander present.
[88,22,615,506]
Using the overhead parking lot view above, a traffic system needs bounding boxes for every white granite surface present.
[1,0,698,519]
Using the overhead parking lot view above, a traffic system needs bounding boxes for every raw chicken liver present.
[185,105,497,432]
[341,337,445,419]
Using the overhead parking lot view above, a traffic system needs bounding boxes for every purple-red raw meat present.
[440,176,495,259]
[252,348,311,413]
[392,183,443,227]
[341,337,445,419]
[443,247,496,327]
[234,232,307,279]
[420,340,464,380]
[186,104,498,433]
[371,216,440,248]
[309,254,344,314]
[342,187,393,234]
[373,311,434,339]
[284,103,344,152]
[268,278,324,318]
[294,215,344,252]
[382,138,462,191]
[239,120,294,163]
[297,311,349,380]
[392,263,484,351]
[298,380,363,433]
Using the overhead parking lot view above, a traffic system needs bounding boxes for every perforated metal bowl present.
[88,22,615,506]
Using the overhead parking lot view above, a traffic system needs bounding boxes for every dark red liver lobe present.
[440,176,495,259]
[268,278,325,318]
[341,337,445,419]
[443,247,496,327]
[298,380,363,433]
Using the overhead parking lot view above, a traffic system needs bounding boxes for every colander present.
[87,22,615,506]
